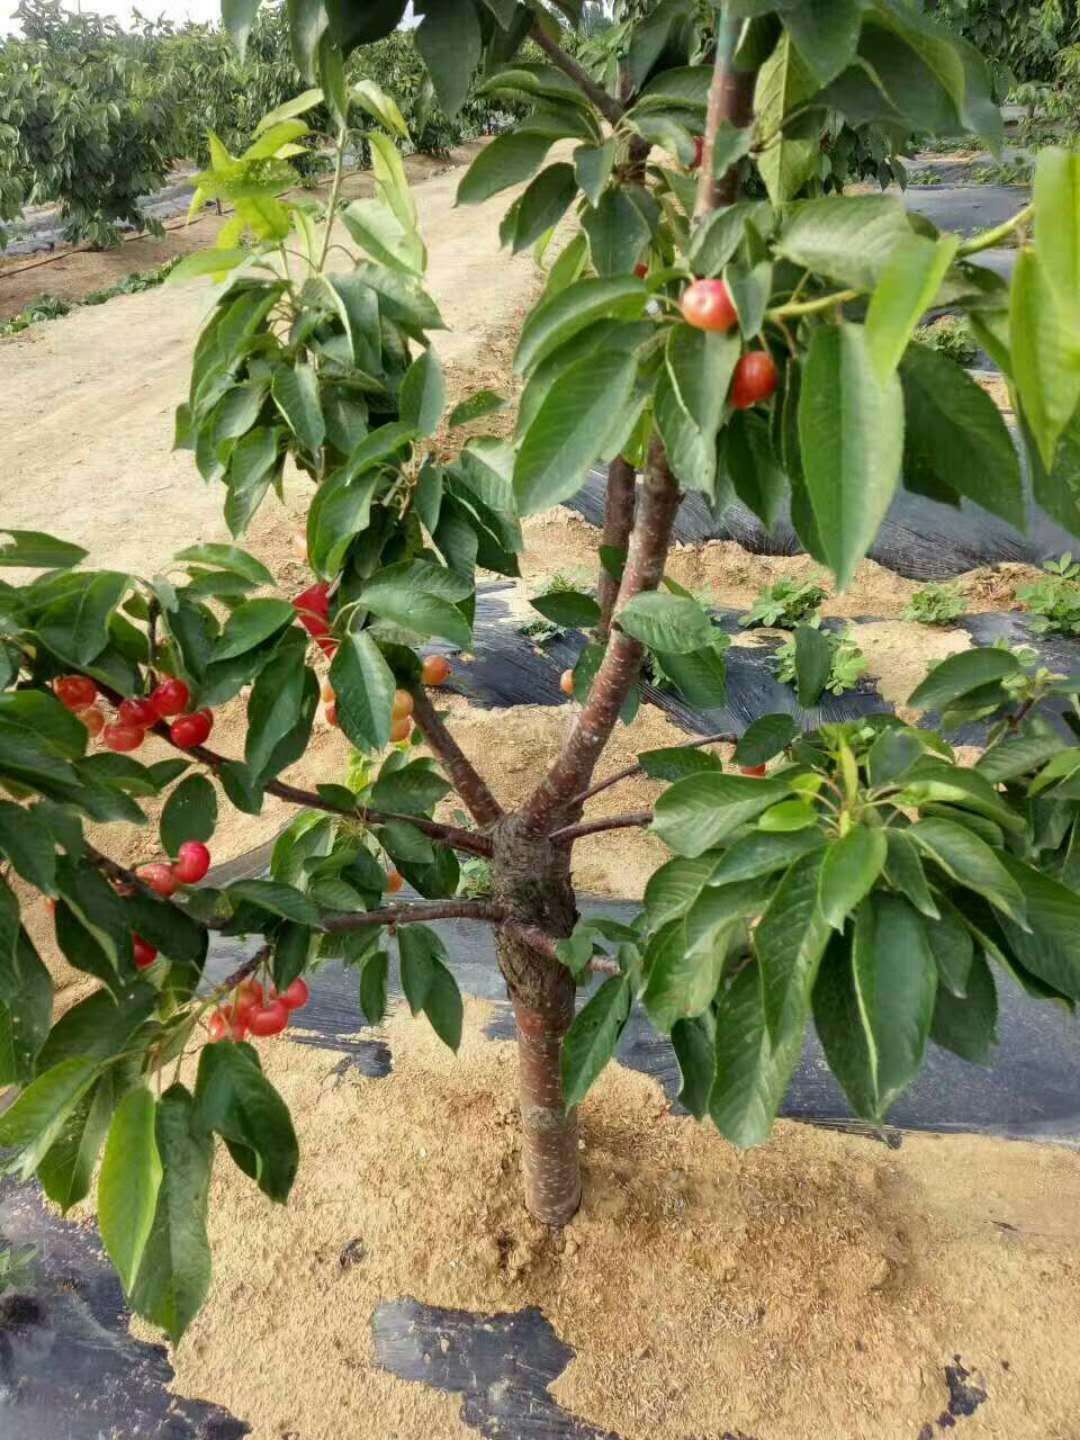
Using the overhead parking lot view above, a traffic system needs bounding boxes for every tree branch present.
[694,11,758,219]
[320,899,507,933]
[570,730,738,808]
[529,22,625,127]
[410,686,503,829]
[596,456,637,641]
[550,811,653,845]
[520,437,682,834]
[90,678,492,857]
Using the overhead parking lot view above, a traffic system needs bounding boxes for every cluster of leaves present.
[0,258,179,339]
[903,581,968,627]
[562,646,1080,1138]
[934,0,1077,88]
[774,623,868,697]
[1017,554,1080,636]
[740,575,827,628]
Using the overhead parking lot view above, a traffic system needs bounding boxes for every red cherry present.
[680,279,738,333]
[326,701,338,727]
[196,706,214,735]
[248,999,289,1036]
[118,697,158,728]
[740,763,768,778]
[208,1007,247,1042]
[170,711,211,748]
[421,654,451,686]
[103,722,145,753]
[691,134,704,169]
[278,977,310,1011]
[79,705,106,738]
[633,262,648,279]
[173,840,211,885]
[150,677,190,717]
[138,862,178,898]
[730,351,779,410]
[233,979,264,1023]
[55,675,97,710]
[132,935,158,969]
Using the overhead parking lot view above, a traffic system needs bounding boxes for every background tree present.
[0,0,1078,1345]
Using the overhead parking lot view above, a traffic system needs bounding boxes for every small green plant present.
[740,575,828,629]
[903,582,967,626]
[913,315,979,366]
[775,626,868,696]
[970,157,1035,186]
[0,257,180,338]
[1017,554,1080,635]
[0,1245,37,1293]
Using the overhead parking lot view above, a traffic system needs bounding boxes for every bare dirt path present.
[0,145,538,577]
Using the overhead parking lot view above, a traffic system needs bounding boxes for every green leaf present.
[423,958,463,1052]
[415,0,480,114]
[160,774,218,857]
[514,351,638,517]
[574,139,616,207]
[866,234,958,382]
[195,1042,298,1202]
[370,760,451,816]
[0,530,87,570]
[530,590,601,627]
[733,714,797,767]
[98,1087,162,1295]
[0,690,87,761]
[906,647,1020,712]
[930,951,998,1065]
[514,276,648,376]
[997,856,1080,1002]
[671,1015,715,1120]
[212,598,294,663]
[657,325,740,497]
[561,975,631,1109]
[799,324,904,589]
[924,903,974,997]
[899,343,1024,529]
[710,963,801,1149]
[0,1056,99,1177]
[226,879,320,926]
[37,1074,116,1212]
[907,818,1026,925]
[37,571,129,668]
[687,201,764,278]
[398,349,445,437]
[785,0,862,85]
[0,803,56,893]
[174,544,273,586]
[167,248,251,284]
[448,390,506,428]
[359,949,389,1025]
[1035,147,1080,323]
[505,164,578,254]
[756,848,831,1043]
[976,723,1067,783]
[457,131,553,206]
[754,32,819,204]
[643,918,730,1033]
[351,77,409,139]
[759,799,819,832]
[307,468,380,580]
[777,195,912,292]
[245,637,308,778]
[341,197,424,273]
[637,745,723,782]
[360,576,471,649]
[653,774,790,858]
[653,642,729,708]
[330,631,396,752]
[1010,247,1080,471]
[883,829,940,920]
[129,1084,214,1344]
[643,854,721,932]
[398,924,442,1015]
[618,592,714,654]
[710,828,824,886]
[582,187,651,276]
[792,622,833,704]
[224,427,280,537]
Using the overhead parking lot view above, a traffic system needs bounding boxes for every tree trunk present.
[492,814,582,1226]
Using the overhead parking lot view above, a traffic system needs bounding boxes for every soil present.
[129,1004,1080,1440]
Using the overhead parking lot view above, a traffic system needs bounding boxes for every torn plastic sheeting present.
[567,464,1075,581]
[436,586,893,735]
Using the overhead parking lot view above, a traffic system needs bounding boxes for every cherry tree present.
[1,0,1079,1342]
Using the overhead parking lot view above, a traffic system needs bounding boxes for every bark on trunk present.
[492,813,582,1226]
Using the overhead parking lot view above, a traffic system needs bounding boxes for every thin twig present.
[320,899,507,934]
[410,686,503,829]
[529,22,624,127]
[570,730,738,808]
[550,811,653,845]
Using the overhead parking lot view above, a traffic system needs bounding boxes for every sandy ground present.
[127,1003,1080,1440]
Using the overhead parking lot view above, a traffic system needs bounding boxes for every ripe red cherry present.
[138,862,178,898]
[103,722,144,753]
[691,134,704,169]
[680,279,737,333]
[248,999,289,1037]
[132,935,158,969]
[118,696,158,728]
[79,705,106,738]
[740,763,768,778]
[278,977,310,1011]
[633,262,648,279]
[173,840,211,885]
[170,711,211,748]
[151,677,190,717]
[730,350,779,409]
[55,675,97,710]
[233,979,264,1023]
[385,868,404,895]
[208,1007,246,1042]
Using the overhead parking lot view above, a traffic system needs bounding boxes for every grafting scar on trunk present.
[492,813,580,1226]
